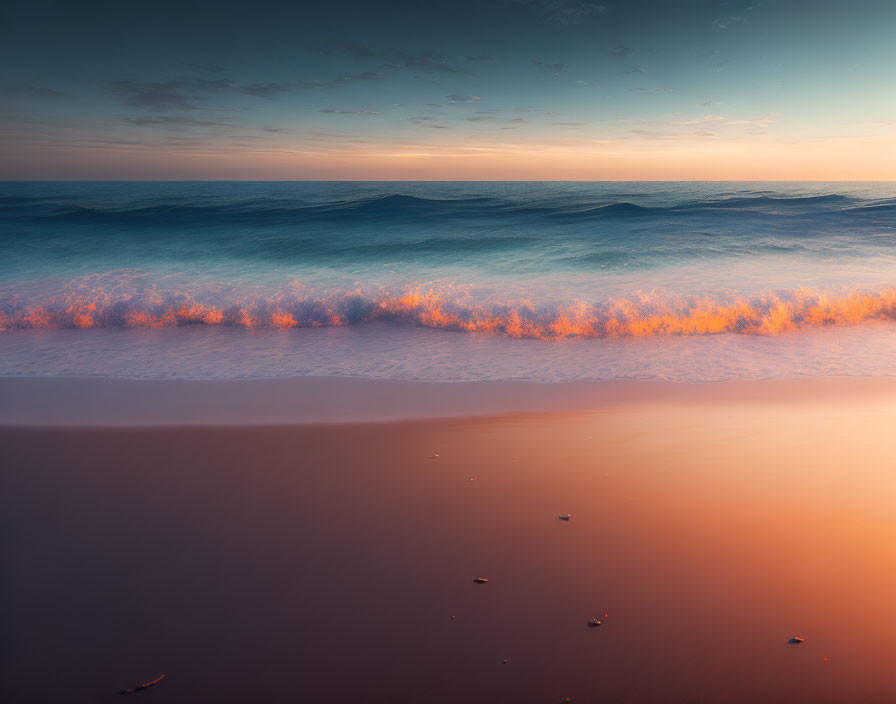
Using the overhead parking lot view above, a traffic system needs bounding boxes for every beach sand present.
[3,380,896,702]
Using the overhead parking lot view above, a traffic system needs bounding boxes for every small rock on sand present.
[429,454,440,459]
[586,618,602,627]
[118,674,166,695]
[559,514,571,521]
[473,577,489,584]
[788,636,805,644]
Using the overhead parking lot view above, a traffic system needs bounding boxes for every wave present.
[7,191,890,227]
[5,285,896,338]
[681,194,852,208]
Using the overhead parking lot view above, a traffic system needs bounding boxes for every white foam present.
[3,322,896,383]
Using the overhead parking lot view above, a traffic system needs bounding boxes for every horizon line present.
[4,179,896,184]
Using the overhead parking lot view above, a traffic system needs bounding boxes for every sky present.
[1,0,895,180]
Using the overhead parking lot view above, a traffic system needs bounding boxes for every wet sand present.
[3,384,896,702]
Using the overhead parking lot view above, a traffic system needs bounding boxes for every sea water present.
[2,181,896,382]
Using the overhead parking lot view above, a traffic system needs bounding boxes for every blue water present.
[2,181,896,381]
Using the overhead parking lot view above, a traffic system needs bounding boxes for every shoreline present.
[3,374,896,426]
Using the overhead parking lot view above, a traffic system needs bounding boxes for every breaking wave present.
[5,283,896,339]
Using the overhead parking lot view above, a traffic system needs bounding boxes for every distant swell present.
[6,191,892,226]
[4,286,896,338]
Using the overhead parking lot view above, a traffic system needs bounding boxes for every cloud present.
[609,45,631,58]
[239,75,380,96]
[105,78,234,110]
[316,39,378,60]
[447,94,482,103]
[621,67,646,75]
[534,60,566,74]
[631,129,718,140]
[383,50,471,75]
[121,88,199,110]
[467,53,494,63]
[714,0,759,28]
[0,82,64,97]
[334,71,382,83]
[549,122,586,126]
[728,113,778,126]
[121,116,227,127]
[713,16,744,28]
[673,115,726,125]
[316,40,472,75]
[240,82,295,97]
[410,116,451,128]
[505,0,609,25]
[106,69,381,110]
[509,118,528,124]
[319,109,381,115]
[184,62,226,73]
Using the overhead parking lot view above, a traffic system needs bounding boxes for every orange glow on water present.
[4,286,896,338]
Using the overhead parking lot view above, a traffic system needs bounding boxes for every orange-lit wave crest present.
[3,287,896,339]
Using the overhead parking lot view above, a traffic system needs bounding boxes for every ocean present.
[2,180,896,382]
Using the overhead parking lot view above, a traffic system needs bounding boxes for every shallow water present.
[3,181,896,381]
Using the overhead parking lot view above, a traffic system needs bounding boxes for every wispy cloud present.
[315,40,472,75]
[0,83,64,97]
[466,53,494,63]
[447,94,482,103]
[105,69,384,111]
[609,45,631,58]
[183,62,227,74]
[713,0,760,29]
[105,78,234,110]
[727,113,778,126]
[410,116,451,128]
[534,60,566,74]
[319,109,381,115]
[240,82,295,97]
[121,116,228,127]
[504,0,608,25]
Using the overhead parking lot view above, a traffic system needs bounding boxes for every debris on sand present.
[473,577,489,584]
[502,658,509,664]
[450,615,456,620]
[118,674,165,695]
[559,514,571,521]
[788,636,805,644]
[429,454,440,459]
[466,477,475,482]
[586,619,602,627]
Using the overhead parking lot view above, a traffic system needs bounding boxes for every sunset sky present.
[2,0,895,179]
